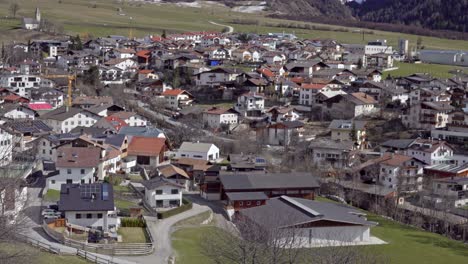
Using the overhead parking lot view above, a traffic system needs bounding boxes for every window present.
[42,149,45,154]
[437,184,441,189]
[171,189,179,194]
[67,169,72,174]
[97,213,103,219]
[43,141,46,146]
[81,179,85,184]
[66,179,72,184]
[86,214,92,219]
[246,201,251,206]
[156,190,163,195]
[76,213,81,219]
[51,180,56,184]
[81,169,85,174]
[239,201,243,206]
[256,201,261,206]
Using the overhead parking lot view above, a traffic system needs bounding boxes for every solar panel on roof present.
[80,184,101,199]
[255,158,266,163]
[102,184,109,201]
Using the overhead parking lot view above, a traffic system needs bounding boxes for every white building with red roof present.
[202,107,239,129]
[161,89,194,110]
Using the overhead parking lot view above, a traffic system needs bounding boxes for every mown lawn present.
[172,226,218,264]
[43,189,60,202]
[114,198,137,210]
[117,227,150,243]
[172,209,468,264]
[173,211,212,227]
[368,214,468,264]
[384,62,468,79]
[0,0,467,51]
[0,242,87,264]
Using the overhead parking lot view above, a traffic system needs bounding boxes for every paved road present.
[209,21,234,33]
[122,203,211,264]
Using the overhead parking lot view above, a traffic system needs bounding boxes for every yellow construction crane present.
[41,74,76,107]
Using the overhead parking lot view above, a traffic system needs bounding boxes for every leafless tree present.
[9,3,20,18]
[201,210,388,264]
[0,135,33,263]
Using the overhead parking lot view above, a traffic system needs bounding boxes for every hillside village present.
[0,22,468,264]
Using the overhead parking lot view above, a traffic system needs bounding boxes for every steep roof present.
[56,146,101,168]
[179,142,217,153]
[141,176,184,190]
[41,106,98,121]
[128,137,166,156]
[58,183,114,212]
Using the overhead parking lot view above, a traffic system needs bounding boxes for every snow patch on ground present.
[232,5,266,13]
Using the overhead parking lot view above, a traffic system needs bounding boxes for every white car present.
[41,209,56,216]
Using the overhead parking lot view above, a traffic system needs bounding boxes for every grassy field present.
[384,62,468,79]
[115,198,137,210]
[171,210,468,264]
[0,242,87,264]
[173,211,212,227]
[43,189,60,202]
[0,0,467,51]
[117,227,150,243]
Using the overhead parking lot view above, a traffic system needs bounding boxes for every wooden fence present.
[43,222,154,255]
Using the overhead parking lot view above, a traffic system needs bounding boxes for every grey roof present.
[219,172,319,190]
[240,196,375,229]
[104,134,126,148]
[381,139,416,149]
[3,119,52,134]
[328,120,367,130]
[41,106,98,121]
[434,176,468,184]
[308,139,355,150]
[118,126,164,138]
[425,163,468,173]
[58,183,114,212]
[226,192,268,201]
[141,177,184,190]
[70,126,112,136]
[179,142,217,153]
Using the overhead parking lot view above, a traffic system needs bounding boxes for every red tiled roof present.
[301,83,326,90]
[139,69,154,74]
[257,68,275,78]
[128,137,166,157]
[104,116,128,131]
[136,50,151,58]
[162,89,185,96]
[28,102,53,110]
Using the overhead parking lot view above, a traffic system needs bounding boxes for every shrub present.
[118,208,131,217]
[120,217,146,228]
[157,198,192,219]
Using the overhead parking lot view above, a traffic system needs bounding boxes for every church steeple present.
[35,7,41,23]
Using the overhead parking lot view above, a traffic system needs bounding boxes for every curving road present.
[209,21,234,34]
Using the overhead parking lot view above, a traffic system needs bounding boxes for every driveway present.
[122,203,211,264]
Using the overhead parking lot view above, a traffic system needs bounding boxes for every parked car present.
[41,209,56,216]
[48,204,59,211]
[43,214,60,220]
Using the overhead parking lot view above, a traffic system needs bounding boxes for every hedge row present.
[121,217,146,228]
[157,198,193,219]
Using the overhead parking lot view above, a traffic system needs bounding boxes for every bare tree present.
[0,133,32,263]
[9,3,20,18]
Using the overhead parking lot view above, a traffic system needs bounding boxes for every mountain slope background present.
[213,0,467,34]
[347,0,468,33]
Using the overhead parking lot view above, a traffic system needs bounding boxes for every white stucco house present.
[142,177,184,209]
[176,142,220,161]
[161,89,194,110]
[41,106,101,133]
[46,147,102,191]
[202,107,239,129]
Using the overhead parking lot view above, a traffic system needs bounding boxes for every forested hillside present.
[348,0,468,32]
